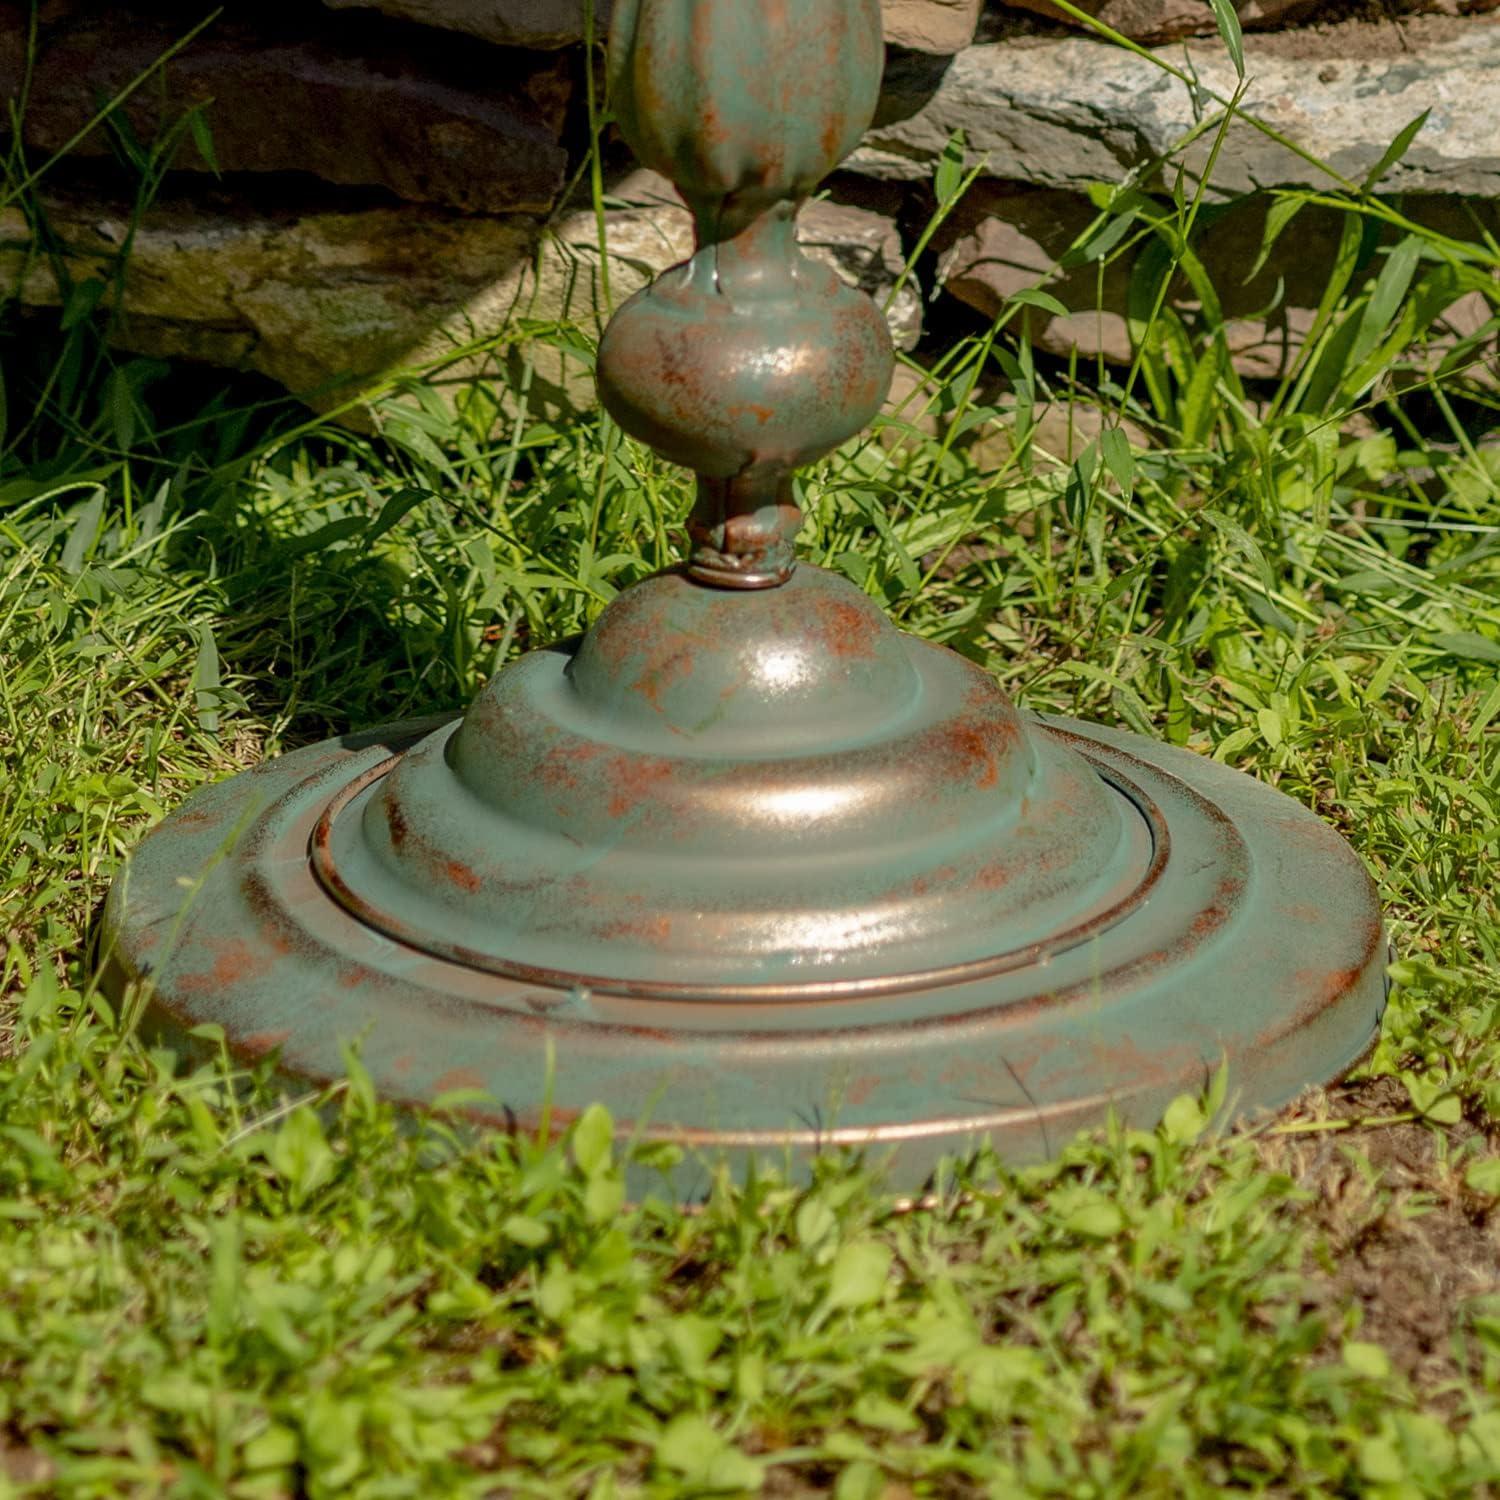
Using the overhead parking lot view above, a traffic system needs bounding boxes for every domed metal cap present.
[308,564,1147,992]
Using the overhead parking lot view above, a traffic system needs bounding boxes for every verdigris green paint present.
[599,0,892,587]
[101,0,1387,1188]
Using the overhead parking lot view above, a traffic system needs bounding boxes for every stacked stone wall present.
[0,0,1493,413]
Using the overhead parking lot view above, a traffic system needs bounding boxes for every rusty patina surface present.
[598,0,892,587]
[102,713,1385,1190]
[99,0,1388,1189]
[307,565,1153,990]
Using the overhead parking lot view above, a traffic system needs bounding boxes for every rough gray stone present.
[798,197,923,352]
[936,183,1499,379]
[11,8,573,216]
[997,0,1498,44]
[883,0,983,52]
[0,170,917,416]
[1232,0,1340,28]
[0,192,543,401]
[999,0,1214,43]
[323,0,980,53]
[851,17,1500,198]
[937,188,1133,364]
[322,0,608,50]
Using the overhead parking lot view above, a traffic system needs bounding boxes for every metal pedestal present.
[100,0,1386,1189]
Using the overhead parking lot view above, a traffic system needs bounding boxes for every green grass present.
[3,24,1500,1496]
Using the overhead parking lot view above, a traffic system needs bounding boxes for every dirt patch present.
[0,1439,53,1487]
[1259,1076,1500,1394]
[975,3,1496,55]
[1227,9,1497,58]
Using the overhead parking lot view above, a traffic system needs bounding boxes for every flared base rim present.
[99,714,1388,1192]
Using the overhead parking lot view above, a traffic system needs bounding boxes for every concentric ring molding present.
[318,567,1157,994]
[101,713,1387,1192]
[307,732,1165,1003]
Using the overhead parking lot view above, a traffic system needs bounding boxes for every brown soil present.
[1223,9,1497,57]
[976,2,1498,56]
[1259,1076,1500,1394]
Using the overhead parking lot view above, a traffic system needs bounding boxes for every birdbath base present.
[99,0,1387,1191]
[100,568,1385,1192]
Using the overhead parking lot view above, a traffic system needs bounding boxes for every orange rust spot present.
[209,937,272,986]
[636,646,695,711]
[1322,963,1367,1002]
[596,914,673,945]
[819,108,840,164]
[691,4,713,56]
[810,595,879,660]
[1189,904,1228,938]
[1090,1034,1190,1084]
[386,799,408,849]
[534,738,608,793]
[445,861,482,894]
[1270,967,1366,1043]
[1229,911,1379,1052]
[535,750,581,792]
[240,1030,290,1058]
[624,1025,674,1043]
[699,104,730,151]
[606,755,676,819]
[175,935,277,996]
[945,722,1000,788]
[432,1067,486,1095]
[1281,918,1382,1031]
[1277,902,1325,926]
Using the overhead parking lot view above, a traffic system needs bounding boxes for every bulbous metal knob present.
[597,0,895,588]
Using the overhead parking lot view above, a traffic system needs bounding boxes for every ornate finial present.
[597,0,895,588]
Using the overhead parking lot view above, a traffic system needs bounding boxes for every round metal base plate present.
[101,714,1387,1191]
